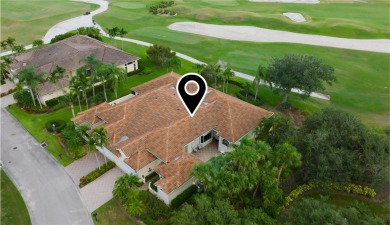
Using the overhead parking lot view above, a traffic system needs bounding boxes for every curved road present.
[1,109,93,225]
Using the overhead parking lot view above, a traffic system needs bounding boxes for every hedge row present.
[170,185,198,208]
[236,91,264,106]
[0,88,16,97]
[284,182,376,207]
[79,161,115,187]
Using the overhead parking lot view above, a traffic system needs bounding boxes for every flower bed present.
[284,181,376,207]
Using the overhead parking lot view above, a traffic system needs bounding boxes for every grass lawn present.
[98,0,389,39]
[92,199,138,225]
[303,192,390,220]
[1,0,98,45]
[108,39,389,128]
[6,105,85,166]
[1,170,31,225]
[95,1,390,127]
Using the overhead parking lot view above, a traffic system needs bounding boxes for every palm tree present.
[272,143,301,183]
[5,37,16,48]
[113,174,140,202]
[82,55,102,97]
[96,64,110,101]
[1,40,8,50]
[15,67,44,108]
[105,63,126,99]
[75,67,90,109]
[87,137,101,170]
[222,67,234,93]
[253,64,267,101]
[48,65,65,83]
[193,63,206,74]
[91,127,109,166]
[1,56,12,80]
[70,76,83,111]
[118,28,128,50]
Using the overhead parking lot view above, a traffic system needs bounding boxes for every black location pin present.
[176,73,208,117]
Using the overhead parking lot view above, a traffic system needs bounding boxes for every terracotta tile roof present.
[10,35,139,96]
[73,73,273,191]
[154,154,201,193]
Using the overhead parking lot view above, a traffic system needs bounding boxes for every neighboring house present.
[10,35,139,105]
[73,72,272,204]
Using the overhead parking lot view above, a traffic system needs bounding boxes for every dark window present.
[222,139,229,146]
[201,132,212,143]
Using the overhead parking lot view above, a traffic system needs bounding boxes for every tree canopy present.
[284,197,385,225]
[267,54,335,104]
[297,108,389,184]
[147,44,176,67]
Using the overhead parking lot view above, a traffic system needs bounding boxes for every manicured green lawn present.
[95,1,390,127]
[1,170,31,225]
[304,192,390,220]
[6,105,84,166]
[110,39,389,127]
[98,0,389,39]
[92,199,138,225]
[1,0,98,45]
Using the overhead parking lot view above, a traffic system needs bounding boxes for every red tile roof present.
[154,154,201,193]
[73,72,272,192]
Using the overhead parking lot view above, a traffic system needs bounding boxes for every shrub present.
[141,67,153,75]
[236,91,265,106]
[284,182,376,207]
[45,120,66,132]
[50,32,77,43]
[150,177,159,192]
[140,214,170,225]
[79,161,115,187]
[145,193,170,220]
[127,69,142,76]
[170,185,198,208]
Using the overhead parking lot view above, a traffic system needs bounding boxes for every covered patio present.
[191,141,220,162]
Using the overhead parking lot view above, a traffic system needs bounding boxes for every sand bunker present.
[168,22,390,53]
[283,13,306,22]
[249,0,319,3]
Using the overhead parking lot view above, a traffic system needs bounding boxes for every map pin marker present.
[177,73,208,117]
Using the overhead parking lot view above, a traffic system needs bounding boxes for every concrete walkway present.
[0,79,15,93]
[80,167,123,212]
[65,152,106,186]
[1,109,93,225]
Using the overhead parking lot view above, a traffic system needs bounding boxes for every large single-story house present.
[73,73,272,204]
[10,35,139,105]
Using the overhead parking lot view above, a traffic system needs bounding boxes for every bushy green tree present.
[254,114,296,148]
[267,54,335,104]
[147,44,176,67]
[285,197,385,225]
[298,108,389,184]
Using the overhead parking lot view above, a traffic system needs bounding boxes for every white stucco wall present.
[218,129,256,153]
[137,159,162,182]
[188,129,214,153]
[156,177,197,205]
[119,60,138,73]
[39,87,70,105]
[97,147,136,175]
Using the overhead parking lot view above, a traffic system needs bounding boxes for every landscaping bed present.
[79,161,116,188]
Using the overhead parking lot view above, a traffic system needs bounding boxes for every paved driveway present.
[1,109,93,225]
[66,152,105,186]
[81,167,124,212]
